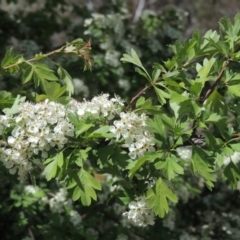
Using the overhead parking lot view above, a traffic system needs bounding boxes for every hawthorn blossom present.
[123,197,155,227]
[110,112,155,159]
[0,100,74,181]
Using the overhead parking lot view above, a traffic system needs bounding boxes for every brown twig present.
[200,59,230,103]
[187,58,230,144]
[3,40,92,71]
[2,50,58,70]
[28,227,35,240]
[126,85,149,110]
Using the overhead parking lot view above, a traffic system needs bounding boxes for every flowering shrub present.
[2,12,240,239]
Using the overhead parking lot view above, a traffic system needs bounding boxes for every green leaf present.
[121,49,151,81]
[155,155,184,180]
[71,169,102,205]
[136,97,145,107]
[87,126,114,139]
[228,84,240,97]
[190,82,203,97]
[76,122,94,137]
[43,154,59,181]
[223,161,240,189]
[57,66,74,96]
[191,147,216,190]
[2,95,26,116]
[147,115,166,140]
[73,186,82,201]
[154,87,169,105]
[22,66,34,84]
[31,63,58,87]
[135,67,148,79]
[0,91,15,109]
[128,156,148,179]
[222,146,234,157]
[162,70,179,80]
[68,113,80,127]
[35,53,45,60]
[196,58,216,85]
[205,113,222,123]
[130,49,142,66]
[152,69,161,82]
[230,144,240,152]
[95,144,116,167]
[1,48,14,67]
[42,81,67,100]
[169,91,189,103]
[219,14,240,51]
[205,90,227,114]
[160,114,176,129]
[146,178,178,218]
[121,49,143,68]
[57,151,64,167]
[207,38,229,56]
[73,148,90,167]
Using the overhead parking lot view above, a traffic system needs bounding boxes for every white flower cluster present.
[110,112,155,159]
[0,115,11,135]
[116,234,128,240]
[48,188,72,213]
[68,94,124,120]
[69,210,82,226]
[84,13,124,36]
[163,210,176,230]
[118,79,131,92]
[223,152,240,165]
[105,50,121,67]
[24,185,40,194]
[123,197,155,227]
[176,185,191,203]
[25,185,82,226]
[0,100,74,181]
[176,146,240,166]
[72,78,90,98]
[176,146,192,161]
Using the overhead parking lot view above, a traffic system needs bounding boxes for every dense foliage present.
[0,0,187,99]
[1,1,240,240]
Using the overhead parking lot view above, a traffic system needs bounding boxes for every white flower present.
[64,45,76,53]
[116,234,128,240]
[69,210,82,226]
[84,18,93,27]
[223,152,240,165]
[49,188,71,213]
[0,99,74,179]
[123,197,155,227]
[73,78,90,97]
[118,79,130,91]
[129,143,145,159]
[176,146,192,160]
[25,185,39,194]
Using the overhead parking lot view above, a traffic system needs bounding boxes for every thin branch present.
[126,85,149,110]
[185,58,230,145]
[2,50,58,70]
[2,40,92,71]
[133,0,145,23]
[200,59,230,103]
[28,227,35,240]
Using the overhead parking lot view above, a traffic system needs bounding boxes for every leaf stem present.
[200,58,230,103]
[2,49,59,70]
[126,85,149,110]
